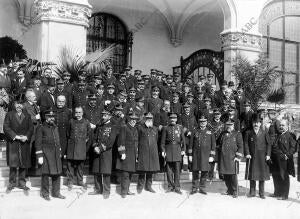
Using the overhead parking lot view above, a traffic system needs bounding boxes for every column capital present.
[220,30,262,53]
[32,0,92,28]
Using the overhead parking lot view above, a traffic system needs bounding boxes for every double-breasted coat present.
[67,118,91,160]
[179,113,197,148]
[217,131,243,175]
[244,129,271,181]
[116,124,139,172]
[189,128,216,171]
[54,106,72,156]
[92,121,118,174]
[160,124,186,162]
[35,123,62,175]
[271,131,296,179]
[3,110,33,168]
[136,124,160,172]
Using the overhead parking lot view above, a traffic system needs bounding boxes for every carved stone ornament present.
[32,0,92,27]
[220,32,262,52]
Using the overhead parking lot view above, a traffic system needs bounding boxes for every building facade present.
[1,0,300,105]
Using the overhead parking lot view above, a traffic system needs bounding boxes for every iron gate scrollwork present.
[180,49,224,83]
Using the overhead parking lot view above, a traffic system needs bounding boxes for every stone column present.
[31,0,92,62]
[220,30,262,82]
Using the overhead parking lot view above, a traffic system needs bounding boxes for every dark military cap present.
[166,75,173,80]
[168,112,177,118]
[125,66,132,71]
[203,97,211,102]
[228,81,235,87]
[207,72,214,78]
[129,87,136,92]
[78,81,86,86]
[63,71,71,77]
[119,90,127,97]
[221,80,228,86]
[44,110,56,117]
[87,94,97,100]
[107,84,115,89]
[199,75,206,80]
[183,103,190,109]
[114,104,123,111]
[145,112,153,119]
[152,86,160,91]
[101,109,111,115]
[225,119,235,125]
[228,108,235,114]
[187,92,194,97]
[244,100,251,106]
[47,78,56,87]
[137,80,145,85]
[198,116,207,122]
[213,108,221,115]
[134,70,142,75]
[172,91,180,96]
[136,96,145,102]
[128,111,139,120]
[56,78,64,85]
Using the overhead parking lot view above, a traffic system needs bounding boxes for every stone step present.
[0,158,6,167]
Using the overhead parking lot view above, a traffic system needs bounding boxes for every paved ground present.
[0,177,300,219]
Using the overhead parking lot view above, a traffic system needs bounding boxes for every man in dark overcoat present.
[3,97,33,193]
[188,116,216,195]
[66,106,91,189]
[39,78,56,118]
[136,112,160,194]
[89,109,118,199]
[217,119,243,198]
[35,110,65,201]
[160,113,186,194]
[116,112,139,198]
[53,95,72,174]
[244,114,271,199]
[270,119,296,200]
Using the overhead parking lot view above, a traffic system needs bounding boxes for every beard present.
[145,120,153,128]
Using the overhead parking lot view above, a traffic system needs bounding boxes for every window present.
[87,13,129,75]
[259,0,300,104]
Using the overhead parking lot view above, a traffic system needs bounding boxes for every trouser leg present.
[208,162,215,180]
[121,171,130,195]
[41,175,49,196]
[145,173,153,190]
[18,167,26,187]
[8,167,17,187]
[166,162,174,189]
[231,174,238,194]
[51,175,61,196]
[94,174,103,193]
[137,173,145,190]
[259,181,265,197]
[250,180,256,195]
[223,175,232,194]
[192,171,199,190]
[200,171,208,191]
[281,172,290,198]
[102,174,111,195]
[76,161,84,185]
[174,162,181,189]
[272,173,281,196]
[66,160,74,184]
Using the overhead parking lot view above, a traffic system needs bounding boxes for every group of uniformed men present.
[0,63,297,201]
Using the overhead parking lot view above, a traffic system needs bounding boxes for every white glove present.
[162,152,166,158]
[187,131,191,136]
[94,147,100,154]
[189,156,192,162]
[35,114,41,120]
[234,157,241,162]
[266,156,270,161]
[104,100,111,105]
[90,123,96,129]
[181,151,186,156]
[121,154,126,160]
[246,155,252,159]
[38,157,43,165]
[209,157,214,163]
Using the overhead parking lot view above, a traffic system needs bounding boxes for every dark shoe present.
[137,189,143,194]
[127,191,135,195]
[145,187,156,193]
[19,185,30,191]
[165,188,174,193]
[190,189,198,195]
[174,189,182,195]
[53,194,66,199]
[247,194,255,198]
[103,193,110,199]
[232,193,238,198]
[88,191,102,195]
[121,194,126,198]
[78,183,87,190]
[259,195,266,199]
[199,189,207,195]
[6,186,14,194]
[221,191,232,196]
[41,194,51,201]
[277,196,288,201]
[269,194,279,198]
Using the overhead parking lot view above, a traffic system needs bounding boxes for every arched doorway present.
[86,13,130,74]
[174,49,224,87]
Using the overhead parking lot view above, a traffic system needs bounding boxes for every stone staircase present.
[0,141,248,195]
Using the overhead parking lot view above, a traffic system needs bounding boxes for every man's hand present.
[35,114,41,120]
[181,151,186,156]
[266,156,270,161]
[246,155,252,159]
[19,135,28,142]
[189,156,192,163]
[162,152,166,158]
[14,135,21,140]
[234,157,241,162]
[187,131,191,136]
[159,125,163,131]
[284,154,288,160]
[90,123,96,129]
[121,154,126,160]
[38,157,43,165]
[94,147,100,154]
[209,157,214,163]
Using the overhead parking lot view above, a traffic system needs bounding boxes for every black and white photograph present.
[0,0,300,218]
